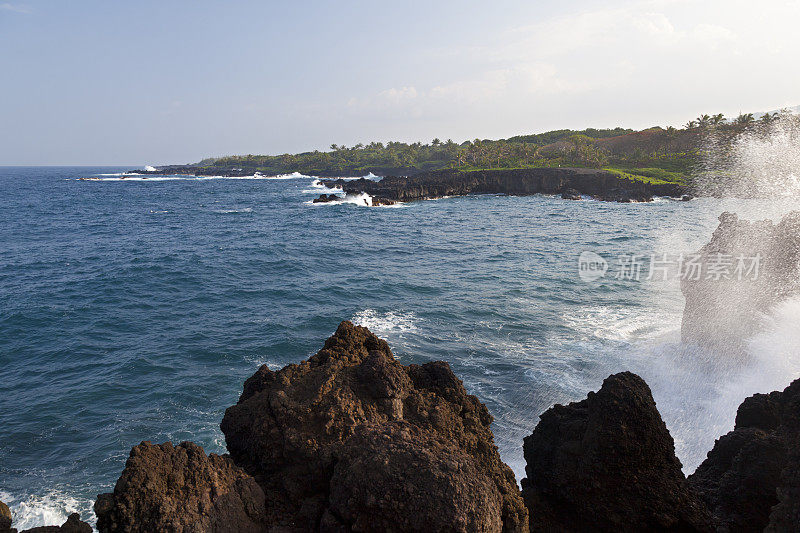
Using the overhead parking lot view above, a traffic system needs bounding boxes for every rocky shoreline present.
[320,168,689,204]
[118,166,688,204]
[3,321,797,532]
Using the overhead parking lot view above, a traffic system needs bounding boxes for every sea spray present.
[696,112,800,199]
[639,115,800,472]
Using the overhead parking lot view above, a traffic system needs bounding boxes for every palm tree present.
[734,113,755,125]
[760,112,779,124]
[711,113,725,125]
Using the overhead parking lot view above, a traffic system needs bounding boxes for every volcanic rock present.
[0,501,11,533]
[681,211,800,356]
[321,168,685,203]
[94,441,267,533]
[689,378,800,532]
[520,372,712,532]
[560,188,582,200]
[312,194,339,203]
[220,320,528,532]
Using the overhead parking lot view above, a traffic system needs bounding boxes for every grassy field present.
[604,167,687,185]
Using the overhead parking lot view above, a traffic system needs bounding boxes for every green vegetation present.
[604,168,686,186]
[184,111,796,181]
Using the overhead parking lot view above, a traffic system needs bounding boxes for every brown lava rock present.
[94,441,267,533]
[220,321,527,532]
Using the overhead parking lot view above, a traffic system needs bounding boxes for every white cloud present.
[377,86,418,105]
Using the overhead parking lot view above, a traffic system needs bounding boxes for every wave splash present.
[0,490,95,530]
[697,113,800,198]
[351,309,418,335]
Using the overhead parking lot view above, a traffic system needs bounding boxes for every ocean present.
[1,167,799,529]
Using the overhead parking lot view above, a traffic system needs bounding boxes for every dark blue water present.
[0,167,776,528]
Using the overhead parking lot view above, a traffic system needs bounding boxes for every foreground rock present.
[0,503,92,533]
[681,211,800,356]
[0,502,11,533]
[689,378,800,532]
[321,168,685,203]
[220,321,527,531]
[521,372,712,532]
[95,441,267,533]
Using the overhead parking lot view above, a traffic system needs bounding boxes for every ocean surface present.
[2,167,799,529]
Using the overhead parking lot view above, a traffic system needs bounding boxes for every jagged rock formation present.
[681,211,800,356]
[94,441,267,533]
[689,378,800,532]
[321,168,685,204]
[0,503,92,533]
[0,502,12,533]
[220,321,527,532]
[520,372,712,532]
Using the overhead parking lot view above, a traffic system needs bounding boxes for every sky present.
[1,0,799,165]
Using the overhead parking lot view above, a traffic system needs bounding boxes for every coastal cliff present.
[321,168,687,204]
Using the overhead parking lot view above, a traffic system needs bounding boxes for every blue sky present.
[1,0,799,165]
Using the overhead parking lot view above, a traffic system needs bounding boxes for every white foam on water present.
[143,165,158,172]
[269,172,314,180]
[352,309,418,335]
[0,490,95,530]
[305,192,374,207]
[211,207,253,214]
[302,179,343,194]
[562,305,680,342]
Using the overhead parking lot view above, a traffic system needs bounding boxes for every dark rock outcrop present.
[689,378,800,532]
[520,372,712,532]
[220,321,528,532]
[681,211,800,356]
[560,188,582,200]
[312,193,340,203]
[371,196,395,206]
[322,168,685,203]
[94,441,267,533]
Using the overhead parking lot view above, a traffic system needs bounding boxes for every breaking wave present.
[0,490,95,530]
